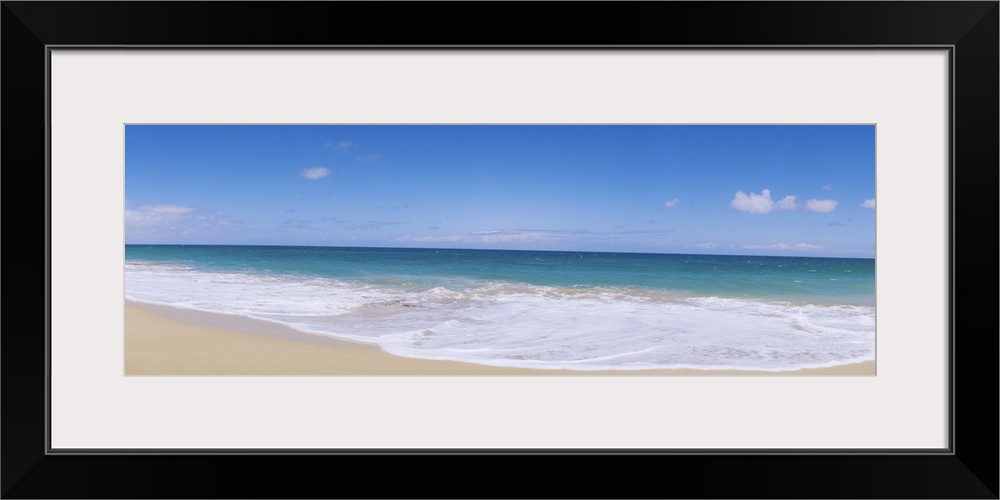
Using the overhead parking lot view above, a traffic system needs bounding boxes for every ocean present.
[124,245,876,371]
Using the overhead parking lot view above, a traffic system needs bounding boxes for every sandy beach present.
[124,301,876,376]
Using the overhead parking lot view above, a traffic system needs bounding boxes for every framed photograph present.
[122,122,878,378]
[5,2,996,498]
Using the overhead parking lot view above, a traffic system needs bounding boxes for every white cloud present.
[731,189,775,214]
[322,139,356,152]
[125,204,197,228]
[732,189,838,214]
[346,221,404,231]
[661,198,679,209]
[472,229,580,244]
[776,195,798,211]
[692,242,717,249]
[398,235,465,243]
[821,183,833,191]
[333,140,355,152]
[399,228,676,247]
[300,167,331,180]
[126,205,239,242]
[860,198,876,209]
[742,243,822,252]
[804,199,838,213]
[399,228,585,245]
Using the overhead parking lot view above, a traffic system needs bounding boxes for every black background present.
[3,2,997,498]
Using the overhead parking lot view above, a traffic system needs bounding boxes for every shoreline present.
[124,300,876,376]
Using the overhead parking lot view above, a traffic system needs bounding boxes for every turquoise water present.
[125,245,876,371]
[126,245,874,304]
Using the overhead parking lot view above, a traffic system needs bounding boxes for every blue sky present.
[125,125,875,257]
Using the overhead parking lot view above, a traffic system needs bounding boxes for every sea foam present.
[126,260,875,371]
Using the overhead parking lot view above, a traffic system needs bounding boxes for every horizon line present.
[124,242,875,260]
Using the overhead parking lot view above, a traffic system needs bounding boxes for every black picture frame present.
[3,2,997,498]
